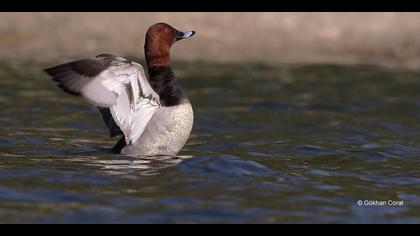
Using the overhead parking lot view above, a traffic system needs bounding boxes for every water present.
[0,61,419,223]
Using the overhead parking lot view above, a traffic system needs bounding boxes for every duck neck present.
[146,64,187,107]
[144,39,187,106]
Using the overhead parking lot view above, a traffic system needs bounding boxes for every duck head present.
[145,23,195,68]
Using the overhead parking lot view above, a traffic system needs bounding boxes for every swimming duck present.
[44,23,195,156]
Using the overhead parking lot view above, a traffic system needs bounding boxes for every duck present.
[44,23,195,156]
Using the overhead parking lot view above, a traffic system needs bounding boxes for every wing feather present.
[45,55,160,144]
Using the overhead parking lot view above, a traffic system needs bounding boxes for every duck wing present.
[45,54,161,145]
[97,106,123,137]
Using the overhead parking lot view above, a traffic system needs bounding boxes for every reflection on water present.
[0,61,419,223]
[70,155,192,176]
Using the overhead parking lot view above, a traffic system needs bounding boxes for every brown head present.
[144,23,195,68]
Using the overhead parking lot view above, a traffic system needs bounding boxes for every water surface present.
[0,61,419,223]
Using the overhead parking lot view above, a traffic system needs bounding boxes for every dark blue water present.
[0,61,419,223]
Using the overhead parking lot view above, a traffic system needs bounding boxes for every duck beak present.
[176,30,196,41]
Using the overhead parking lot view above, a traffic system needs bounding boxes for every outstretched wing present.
[45,54,160,145]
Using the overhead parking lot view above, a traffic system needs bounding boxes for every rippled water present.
[0,61,419,223]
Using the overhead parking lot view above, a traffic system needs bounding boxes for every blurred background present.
[1,12,420,68]
[1,13,420,223]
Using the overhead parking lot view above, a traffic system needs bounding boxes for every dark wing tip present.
[45,57,118,97]
[96,53,117,58]
[44,67,52,75]
[44,62,89,96]
[44,63,73,78]
[44,65,60,77]
[57,83,81,96]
